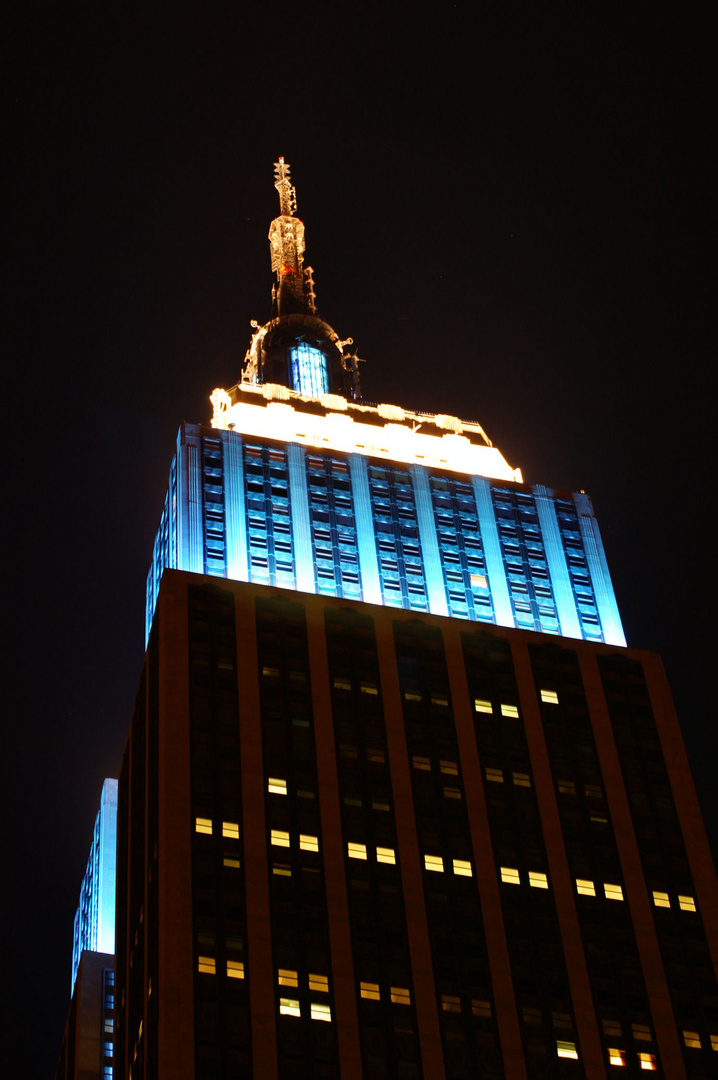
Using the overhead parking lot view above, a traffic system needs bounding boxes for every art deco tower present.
[114,161,718,1080]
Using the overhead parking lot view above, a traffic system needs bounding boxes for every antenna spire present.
[268,158,313,316]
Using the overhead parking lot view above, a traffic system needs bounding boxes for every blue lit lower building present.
[71,778,118,994]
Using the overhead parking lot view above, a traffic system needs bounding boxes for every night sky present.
[4,7,715,1076]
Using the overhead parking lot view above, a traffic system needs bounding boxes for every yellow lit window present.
[431,695,449,707]
[227,960,244,979]
[608,1048,626,1066]
[361,683,378,695]
[273,863,291,876]
[474,698,493,714]
[404,691,422,701]
[472,999,491,1017]
[529,871,549,889]
[360,982,380,1000]
[345,796,362,807]
[223,857,240,869]
[638,1054,656,1071]
[268,777,287,795]
[652,891,670,908]
[513,772,531,787]
[604,883,624,901]
[486,767,503,783]
[591,813,608,824]
[279,998,301,1017]
[683,1031,701,1048]
[412,756,431,771]
[444,786,461,799]
[278,969,298,987]
[366,749,385,763]
[197,956,216,975]
[711,1034,718,1051]
[262,666,279,678]
[222,822,239,839]
[309,974,328,992]
[425,854,444,873]
[501,867,520,885]
[557,1041,578,1060]
[576,879,596,896]
[585,784,602,798]
[442,995,461,1012]
[289,669,305,682]
[558,780,576,795]
[195,817,213,835]
[632,1024,651,1042]
[501,703,519,718]
[540,688,559,704]
[377,847,396,865]
[311,1003,332,1022]
[271,829,290,848]
[333,677,351,690]
[390,987,411,1005]
[678,895,697,912]
[603,1019,622,1037]
[440,760,458,776]
[453,859,472,877]
[470,573,488,588]
[299,834,319,852]
[348,842,367,860]
[372,800,390,811]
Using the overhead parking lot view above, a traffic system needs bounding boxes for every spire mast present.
[268,157,313,316]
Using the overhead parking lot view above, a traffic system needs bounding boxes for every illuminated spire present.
[268,157,315,316]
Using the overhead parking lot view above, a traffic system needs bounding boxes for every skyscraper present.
[71,778,118,992]
[114,161,718,1079]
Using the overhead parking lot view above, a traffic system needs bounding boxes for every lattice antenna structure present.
[268,157,308,315]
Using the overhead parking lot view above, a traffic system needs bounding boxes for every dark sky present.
[3,5,715,1075]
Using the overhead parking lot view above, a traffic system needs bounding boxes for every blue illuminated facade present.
[71,778,118,994]
[146,423,625,647]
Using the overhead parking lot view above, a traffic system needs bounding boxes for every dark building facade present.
[115,572,718,1079]
[55,950,115,1080]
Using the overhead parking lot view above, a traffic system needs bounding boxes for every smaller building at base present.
[55,951,115,1080]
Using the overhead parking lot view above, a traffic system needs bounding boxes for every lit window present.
[360,982,380,1000]
[608,1048,626,1066]
[372,800,390,811]
[309,974,328,992]
[404,691,422,702]
[366,749,385,763]
[604,883,624,901]
[442,995,461,1012]
[632,1025,651,1042]
[413,756,431,771]
[290,343,329,397]
[501,867,520,885]
[557,780,576,795]
[197,957,215,975]
[557,1041,578,1060]
[444,786,461,799]
[501,703,519,718]
[268,777,287,795]
[333,677,351,690]
[576,879,596,896]
[361,683,378,695]
[279,998,301,1017]
[390,987,411,1005]
[638,1054,656,1071]
[474,699,493,714]
[529,871,549,889]
[678,895,697,912]
[591,813,608,824]
[262,666,279,678]
[513,772,531,787]
[222,822,239,839]
[453,859,472,877]
[585,784,602,798]
[223,857,240,869]
[299,834,319,852]
[195,817,212,835]
[472,999,491,1017]
[425,854,444,873]
[271,830,290,848]
[440,760,458,775]
[227,961,245,979]
[278,969,298,987]
[431,695,449,707]
[348,842,367,860]
[652,891,670,908]
[683,1031,701,1048]
[273,863,291,876]
[377,847,396,865]
[486,767,503,783]
[711,1034,718,1051]
[311,1003,332,1022]
[603,1019,622,1037]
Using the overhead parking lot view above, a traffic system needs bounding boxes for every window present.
[333,677,351,690]
[299,834,319,852]
[604,883,624,901]
[268,777,287,795]
[309,974,328,992]
[710,1034,718,1051]
[608,1048,626,1066]
[529,871,548,889]
[273,863,291,877]
[440,760,458,776]
[638,1054,656,1071]
[404,691,422,702]
[557,1041,578,1060]
[348,842,367,860]
[683,1032,701,1048]
[431,695,449,707]
[227,961,245,979]
[453,859,472,877]
[271,830,290,848]
[501,703,519,718]
[361,683,378,695]
[540,688,559,704]
[513,772,530,787]
[279,998,301,1017]
[311,1003,332,1022]
[390,987,411,1005]
[290,344,329,397]
[222,822,239,839]
[652,891,670,908]
[425,854,444,873]
[278,970,298,987]
[224,857,240,869]
[366,749,385,763]
[360,982,380,1000]
[195,817,212,835]
[444,786,461,799]
[603,1019,621,1037]
[585,784,602,798]
[486,767,503,783]
[474,699,493,714]
[198,957,216,975]
[678,895,696,912]
[442,995,461,1012]
[558,780,576,795]
[413,756,431,771]
[472,1000,491,1017]
[576,879,596,896]
[632,1025,651,1042]
[501,867,520,885]
[377,847,396,865]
